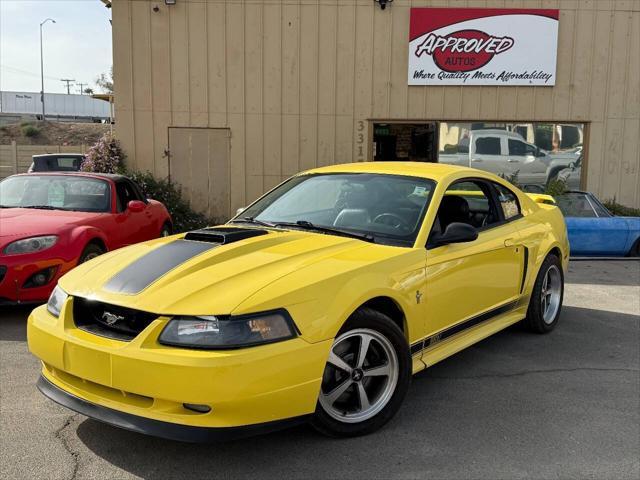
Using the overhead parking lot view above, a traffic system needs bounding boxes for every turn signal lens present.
[46,285,68,317]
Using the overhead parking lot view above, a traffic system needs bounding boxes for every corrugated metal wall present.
[112,0,640,212]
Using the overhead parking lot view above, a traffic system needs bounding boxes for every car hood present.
[59,227,381,315]
[0,208,104,242]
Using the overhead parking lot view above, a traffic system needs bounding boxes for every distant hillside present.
[0,121,110,146]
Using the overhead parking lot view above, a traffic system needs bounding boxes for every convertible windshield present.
[0,175,111,213]
[234,173,436,246]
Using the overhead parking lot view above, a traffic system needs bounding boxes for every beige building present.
[110,0,640,219]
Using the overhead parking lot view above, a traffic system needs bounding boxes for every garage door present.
[168,127,231,221]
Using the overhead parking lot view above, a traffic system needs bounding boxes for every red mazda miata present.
[0,172,172,305]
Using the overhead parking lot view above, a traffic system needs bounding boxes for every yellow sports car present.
[28,162,569,441]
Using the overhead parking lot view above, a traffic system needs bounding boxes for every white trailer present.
[0,91,110,121]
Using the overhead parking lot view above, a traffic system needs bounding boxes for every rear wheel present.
[524,254,564,333]
[79,243,105,264]
[311,308,411,437]
[628,238,640,257]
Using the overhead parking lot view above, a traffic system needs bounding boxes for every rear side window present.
[493,183,521,220]
[556,193,597,217]
[475,137,501,155]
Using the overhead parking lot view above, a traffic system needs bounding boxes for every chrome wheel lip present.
[541,264,562,324]
[319,328,399,424]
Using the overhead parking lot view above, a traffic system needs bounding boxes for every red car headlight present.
[4,235,58,255]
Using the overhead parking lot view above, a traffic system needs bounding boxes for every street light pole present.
[39,18,56,121]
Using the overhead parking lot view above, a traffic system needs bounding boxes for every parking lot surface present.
[1,260,638,480]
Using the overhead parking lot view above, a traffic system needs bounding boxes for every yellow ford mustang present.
[28,162,568,441]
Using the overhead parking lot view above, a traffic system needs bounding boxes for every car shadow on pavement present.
[0,305,35,342]
[73,305,640,480]
[567,259,640,286]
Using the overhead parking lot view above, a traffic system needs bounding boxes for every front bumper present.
[37,375,309,442]
[28,302,331,433]
[0,252,76,304]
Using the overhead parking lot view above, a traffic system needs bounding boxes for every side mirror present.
[127,200,146,213]
[236,207,246,216]
[429,222,478,248]
[568,161,575,169]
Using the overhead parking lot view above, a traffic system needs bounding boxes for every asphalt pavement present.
[1,260,638,480]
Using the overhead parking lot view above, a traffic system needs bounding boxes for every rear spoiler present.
[526,193,556,205]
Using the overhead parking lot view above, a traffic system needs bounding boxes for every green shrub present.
[20,120,34,127]
[22,125,40,137]
[603,198,640,217]
[127,170,215,233]
[544,178,567,197]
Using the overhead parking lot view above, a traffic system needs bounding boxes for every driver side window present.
[430,179,501,241]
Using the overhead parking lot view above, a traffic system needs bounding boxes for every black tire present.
[310,307,411,438]
[524,253,564,333]
[160,222,172,237]
[627,238,640,257]
[78,243,105,264]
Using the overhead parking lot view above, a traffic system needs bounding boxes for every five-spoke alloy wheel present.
[525,253,564,333]
[312,308,411,437]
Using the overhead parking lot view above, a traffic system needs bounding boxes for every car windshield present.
[234,173,436,246]
[0,175,111,213]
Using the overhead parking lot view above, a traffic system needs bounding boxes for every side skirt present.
[410,298,529,369]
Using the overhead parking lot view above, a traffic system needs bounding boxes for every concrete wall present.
[112,0,640,210]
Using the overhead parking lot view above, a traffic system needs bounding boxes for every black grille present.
[0,266,6,284]
[73,297,158,341]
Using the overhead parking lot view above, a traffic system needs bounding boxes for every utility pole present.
[61,79,75,95]
[77,83,87,94]
[39,18,56,120]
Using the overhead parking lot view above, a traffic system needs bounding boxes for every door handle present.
[471,158,482,162]
[507,158,520,163]
[504,238,515,247]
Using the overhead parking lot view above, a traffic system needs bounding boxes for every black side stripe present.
[520,247,529,294]
[410,299,519,356]
[104,240,217,294]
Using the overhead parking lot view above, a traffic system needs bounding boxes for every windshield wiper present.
[274,220,375,243]
[229,216,276,228]
[20,205,61,210]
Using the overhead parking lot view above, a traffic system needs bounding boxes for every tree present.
[96,66,113,94]
[83,87,94,95]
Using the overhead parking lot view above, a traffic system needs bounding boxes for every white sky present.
[0,0,112,94]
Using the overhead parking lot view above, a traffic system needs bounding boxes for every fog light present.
[183,403,211,413]
[23,266,58,288]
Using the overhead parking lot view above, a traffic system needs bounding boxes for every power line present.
[77,82,87,94]
[1,64,60,81]
[60,78,75,94]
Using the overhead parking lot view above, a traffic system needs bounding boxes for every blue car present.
[555,191,640,257]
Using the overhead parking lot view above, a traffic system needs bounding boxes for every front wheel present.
[160,222,172,237]
[524,254,564,333]
[311,308,411,437]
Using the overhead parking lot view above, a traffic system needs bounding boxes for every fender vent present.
[184,226,268,244]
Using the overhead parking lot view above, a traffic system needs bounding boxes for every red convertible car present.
[0,173,172,304]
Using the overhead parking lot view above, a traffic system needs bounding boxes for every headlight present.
[4,235,58,255]
[47,285,68,317]
[158,310,297,349]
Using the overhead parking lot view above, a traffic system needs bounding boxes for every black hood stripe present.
[104,240,217,294]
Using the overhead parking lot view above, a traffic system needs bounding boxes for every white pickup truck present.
[438,129,574,186]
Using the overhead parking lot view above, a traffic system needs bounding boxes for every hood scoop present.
[184,226,269,244]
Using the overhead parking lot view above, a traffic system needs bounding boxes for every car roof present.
[304,161,479,181]
[32,153,85,158]
[9,172,128,182]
